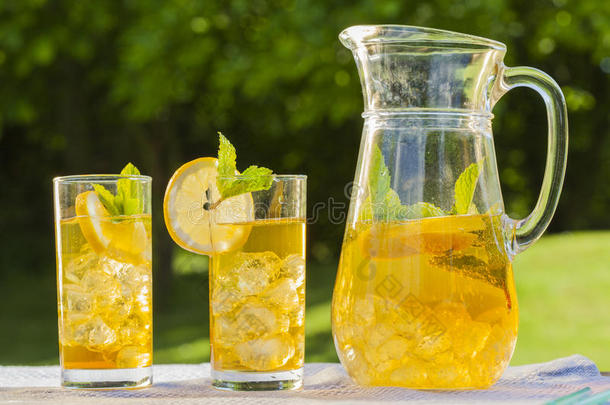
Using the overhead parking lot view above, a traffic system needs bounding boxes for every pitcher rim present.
[339,25,506,51]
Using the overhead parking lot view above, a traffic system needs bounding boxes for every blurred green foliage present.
[0,0,609,287]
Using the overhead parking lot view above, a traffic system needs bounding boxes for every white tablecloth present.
[1,356,609,404]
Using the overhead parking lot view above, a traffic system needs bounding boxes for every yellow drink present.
[210,218,305,373]
[332,214,518,388]
[57,215,152,370]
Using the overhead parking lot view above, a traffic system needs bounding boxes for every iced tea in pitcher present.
[333,214,518,388]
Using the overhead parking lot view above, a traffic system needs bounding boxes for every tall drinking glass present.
[53,175,153,388]
[209,175,306,391]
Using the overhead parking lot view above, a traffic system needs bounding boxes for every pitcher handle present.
[496,65,568,256]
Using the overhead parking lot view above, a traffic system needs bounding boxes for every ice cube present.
[212,315,241,347]
[366,322,395,349]
[261,278,299,312]
[64,251,98,283]
[70,317,116,350]
[233,298,289,341]
[220,252,281,296]
[134,289,151,315]
[63,284,93,316]
[60,314,89,346]
[234,333,295,371]
[455,320,491,359]
[118,313,150,346]
[413,332,451,361]
[364,328,409,369]
[293,333,304,365]
[427,363,470,387]
[115,345,150,368]
[81,267,114,291]
[213,347,242,370]
[97,255,123,277]
[389,360,429,387]
[88,317,117,350]
[81,270,124,314]
[470,323,515,383]
[117,261,151,292]
[341,345,374,386]
[433,301,492,360]
[280,254,305,286]
[211,287,244,315]
[71,322,91,346]
[100,256,150,298]
[108,296,133,323]
[289,302,305,328]
[376,335,411,363]
[353,295,376,325]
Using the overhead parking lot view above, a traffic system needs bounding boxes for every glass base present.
[62,367,152,389]
[212,368,303,391]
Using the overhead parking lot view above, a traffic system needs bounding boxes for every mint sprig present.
[92,184,120,216]
[362,146,485,221]
[93,163,144,217]
[452,159,485,215]
[212,132,273,208]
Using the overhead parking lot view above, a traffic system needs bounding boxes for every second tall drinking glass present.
[209,175,306,391]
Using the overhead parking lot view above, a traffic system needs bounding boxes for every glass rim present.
[53,174,152,183]
[339,25,506,51]
[215,174,307,181]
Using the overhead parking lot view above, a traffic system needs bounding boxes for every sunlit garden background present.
[1,0,609,369]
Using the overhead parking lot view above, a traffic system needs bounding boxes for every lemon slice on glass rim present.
[163,157,254,255]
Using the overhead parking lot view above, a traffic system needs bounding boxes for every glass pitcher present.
[331,25,568,389]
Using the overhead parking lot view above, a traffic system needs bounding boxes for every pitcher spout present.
[339,25,507,113]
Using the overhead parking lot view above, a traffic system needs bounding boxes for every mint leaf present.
[217,132,237,178]
[361,149,485,221]
[219,166,274,200]
[368,145,392,207]
[93,163,143,217]
[361,188,403,221]
[404,202,448,219]
[117,162,143,216]
[365,145,403,220]
[361,145,452,221]
[215,133,274,202]
[120,162,140,176]
[123,198,140,216]
[453,159,485,215]
[92,184,120,216]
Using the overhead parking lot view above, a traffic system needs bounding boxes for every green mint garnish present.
[92,184,120,216]
[362,146,485,221]
[93,163,144,217]
[214,132,273,205]
[404,202,448,219]
[452,159,485,215]
[362,145,447,221]
[361,146,404,220]
[368,144,393,207]
[116,163,143,215]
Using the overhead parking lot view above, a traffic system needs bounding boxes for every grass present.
[1,231,609,370]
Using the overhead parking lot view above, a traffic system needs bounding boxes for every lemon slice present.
[360,215,481,259]
[163,157,253,255]
[75,190,112,253]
